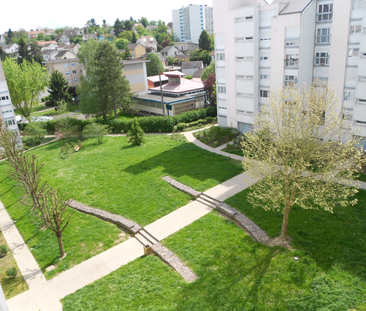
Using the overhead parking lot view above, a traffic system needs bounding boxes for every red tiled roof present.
[38,40,57,46]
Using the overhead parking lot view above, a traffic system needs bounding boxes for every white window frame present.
[348,48,359,58]
[260,90,270,98]
[71,62,75,67]
[317,3,333,22]
[350,25,362,35]
[217,53,225,61]
[218,86,226,94]
[344,91,355,101]
[315,52,329,65]
[260,56,269,61]
[64,63,68,68]
[65,71,70,75]
[284,75,298,86]
[74,78,79,82]
[285,54,299,67]
[352,0,364,10]
[316,28,330,43]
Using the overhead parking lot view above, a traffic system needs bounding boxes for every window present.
[317,3,333,22]
[65,71,70,75]
[359,76,366,81]
[217,53,225,61]
[72,70,76,74]
[260,56,269,61]
[80,69,83,73]
[1,110,12,114]
[79,62,82,65]
[350,25,362,34]
[218,86,226,94]
[4,119,15,126]
[236,56,253,61]
[71,62,75,67]
[64,63,68,68]
[260,75,270,80]
[237,75,253,79]
[260,38,271,41]
[0,96,9,101]
[352,0,364,10]
[245,36,253,40]
[285,54,299,67]
[315,52,329,65]
[284,75,298,86]
[74,78,79,82]
[260,90,270,98]
[237,92,253,97]
[344,92,355,101]
[316,28,330,43]
[348,48,359,58]
[68,79,71,83]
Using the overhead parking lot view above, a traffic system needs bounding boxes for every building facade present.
[213,0,366,141]
[173,4,214,43]
[0,61,20,136]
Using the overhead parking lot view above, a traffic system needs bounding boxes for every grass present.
[0,231,28,299]
[193,126,240,148]
[0,135,242,278]
[14,103,47,115]
[357,172,366,183]
[31,104,81,117]
[222,146,243,156]
[63,211,366,310]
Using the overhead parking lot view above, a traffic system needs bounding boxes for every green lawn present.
[0,135,242,279]
[63,211,366,310]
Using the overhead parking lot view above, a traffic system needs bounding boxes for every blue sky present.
[1,1,213,33]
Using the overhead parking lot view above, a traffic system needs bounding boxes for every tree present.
[37,33,45,41]
[29,42,44,64]
[190,49,211,66]
[140,17,148,28]
[124,46,131,59]
[120,30,133,42]
[3,59,48,120]
[136,25,145,37]
[145,53,164,76]
[127,118,145,146]
[131,32,137,43]
[167,56,174,66]
[82,122,109,144]
[113,18,123,37]
[0,46,7,61]
[241,84,364,243]
[48,70,72,106]
[198,30,210,51]
[6,28,14,44]
[24,122,47,144]
[115,38,130,50]
[162,40,170,48]
[203,74,216,106]
[201,61,215,81]
[17,38,32,64]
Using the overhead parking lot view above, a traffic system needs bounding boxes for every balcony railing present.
[315,35,331,44]
[285,59,298,67]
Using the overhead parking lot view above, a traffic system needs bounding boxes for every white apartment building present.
[213,0,366,144]
[173,4,214,44]
[0,61,20,136]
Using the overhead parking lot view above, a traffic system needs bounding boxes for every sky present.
[1,0,213,34]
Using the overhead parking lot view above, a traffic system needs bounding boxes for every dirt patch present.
[264,236,293,249]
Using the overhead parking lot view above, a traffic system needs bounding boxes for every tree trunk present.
[114,104,118,119]
[280,206,291,241]
[57,233,65,258]
[102,113,107,121]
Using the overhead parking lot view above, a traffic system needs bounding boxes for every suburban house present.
[39,41,58,50]
[136,36,158,52]
[55,50,78,60]
[63,44,80,55]
[174,42,199,52]
[192,68,204,80]
[146,25,158,31]
[3,43,19,55]
[134,71,207,116]
[175,54,190,62]
[0,34,6,44]
[28,30,45,39]
[127,43,146,59]
[41,50,58,62]
[161,46,186,62]
[64,29,81,38]
[44,29,55,36]
[55,34,70,44]
[57,44,68,51]
[45,58,149,92]
[181,61,204,76]
[82,33,97,42]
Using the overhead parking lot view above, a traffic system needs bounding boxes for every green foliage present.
[167,56,174,66]
[37,33,45,41]
[145,53,164,76]
[0,244,9,257]
[184,75,192,80]
[127,118,145,146]
[82,123,109,144]
[29,42,44,65]
[124,46,131,60]
[136,25,145,37]
[17,38,32,64]
[6,28,15,44]
[198,30,210,51]
[176,123,185,131]
[6,268,17,278]
[113,19,123,37]
[190,49,211,66]
[0,46,7,61]
[59,142,75,159]
[140,17,148,28]
[201,61,215,81]
[24,122,47,142]
[119,31,133,42]
[194,126,240,147]
[115,38,130,50]
[48,70,72,106]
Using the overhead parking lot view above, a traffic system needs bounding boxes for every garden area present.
[193,126,241,148]
[0,134,242,282]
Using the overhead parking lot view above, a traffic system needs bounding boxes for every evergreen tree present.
[198,30,210,51]
[113,18,123,37]
[48,70,72,106]
[124,46,132,59]
[29,42,44,64]
[132,32,137,43]
[6,28,14,44]
[127,118,145,146]
[0,46,7,61]
[17,38,32,65]
[145,53,164,76]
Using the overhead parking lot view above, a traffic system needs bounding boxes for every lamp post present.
[158,70,165,118]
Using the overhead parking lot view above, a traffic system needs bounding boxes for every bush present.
[206,117,213,122]
[185,75,193,80]
[127,118,145,146]
[0,244,9,257]
[6,267,17,278]
[60,142,74,159]
[198,119,206,125]
[176,123,185,131]
[213,141,219,148]
[82,123,110,144]
[24,122,47,141]
[189,121,199,127]
[173,126,178,133]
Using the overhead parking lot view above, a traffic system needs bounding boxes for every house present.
[39,41,58,50]
[3,43,19,55]
[64,29,80,38]
[0,34,6,44]
[28,30,45,39]
[134,71,206,116]
[54,50,78,60]
[55,33,70,44]
[63,44,80,55]
[44,29,55,36]
[41,50,58,62]
[127,43,146,59]
[45,59,85,87]
[161,46,186,62]
[174,42,199,53]
[136,36,158,53]
[192,68,204,80]
[146,25,158,31]
[181,61,204,77]
[82,34,97,42]
[175,54,190,62]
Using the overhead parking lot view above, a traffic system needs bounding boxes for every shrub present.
[189,121,199,127]
[60,142,74,159]
[185,75,193,80]
[82,123,110,144]
[176,123,185,131]
[213,141,219,148]
[6,268,17,278]
[0,244,9,257]
[127,118,145,146]
[198,119,206,125]
[206,117,213,122]
[173,126,177,133]
[24,122,47,141]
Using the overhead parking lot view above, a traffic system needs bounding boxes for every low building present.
[28,30,45,39]
[55,50,78,60]
[39,41,58,50]
[174,42,199,52]
[132,23,144,32]
[44,29,55,36]
[146,25,158,31]
[63,44,80,55]
[136,36,158,53]
[147,75,169,88]
[161,46,186,62]
[127,43,146,59]
[64,29,81,38]
[0,34,6,44]
[0,61,20,136]
[3,43,19,55]
[82,33,97,42]
[42,50,58,62]
[182,61,203,76]
[55,33,70,44]
[45,59,84,87]
[134,71,206,116]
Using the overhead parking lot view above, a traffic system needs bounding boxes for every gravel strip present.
[234,212,269,243]
[151,243,198,282]
[67,200,142,234]
[162,176,201,198]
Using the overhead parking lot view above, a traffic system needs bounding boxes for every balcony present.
[284,59,299,68]
[315,35,331,44]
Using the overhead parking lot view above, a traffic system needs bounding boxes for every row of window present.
[1,109,12,114]
[68,78,79,83]
[65,69,82,75]
[0,95,10,101]
[63,62,82,68]
[4,119,15,126]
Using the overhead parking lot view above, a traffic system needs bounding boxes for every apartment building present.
[213,0,366,144]
[0,61,20,136]
[172,4,214,44]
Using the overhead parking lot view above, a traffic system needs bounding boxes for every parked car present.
[15,115,22,123]
[24,116,54,123]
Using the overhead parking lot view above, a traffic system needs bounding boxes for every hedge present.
[19,106,217,134]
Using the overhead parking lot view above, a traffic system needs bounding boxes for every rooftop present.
[148,76,204,95]
[272,0,314,14]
